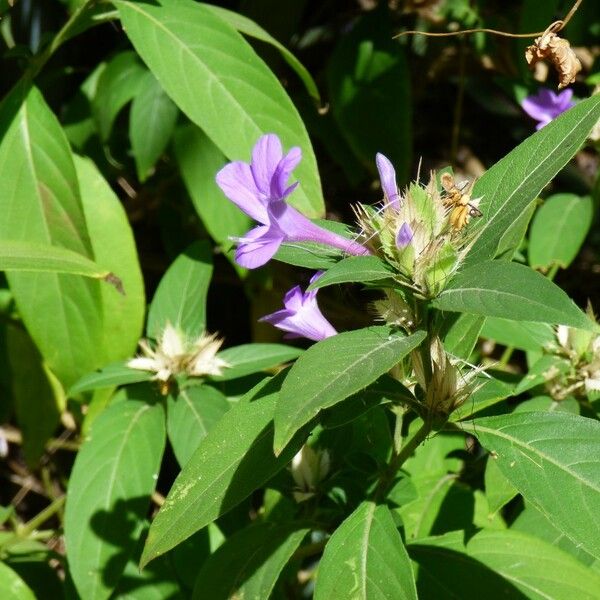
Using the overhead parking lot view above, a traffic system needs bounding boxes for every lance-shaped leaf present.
[315,502,417,600]
[64,386,166,600]
[528,193,593,270]
[433,261,593,330]
[409,529,600,599]
[213,343,302,381]
[466,94,600,266]
[0,85,103,387]
[0,562,35,600]
[191,523,308,599]
[480,317,555,352]
[141,374,304,568]
[147,241,213,339]
[465,412,600,561]
[69,362,152,396]
[273,327,426,454]
[306,255,393,290]
[115,0,324,217]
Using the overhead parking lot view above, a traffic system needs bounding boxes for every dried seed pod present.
[525,25,582,89]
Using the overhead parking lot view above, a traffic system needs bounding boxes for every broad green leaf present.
[213,343,302,381]
[306,256,393,290]
[441,313,484,360]
[167,385,230,467]
[410,529,600,600]
[467,412,600,560]
[512,354,569,396]
[204,5,320,103]
[433,260,593,330]
[315,502,417,600]
[512,500,598,567]
[0,240,114,280]
[274,327,426,454]
[129,71,179,181]
[93,51,147,140]
[466,94,600,265]
[8,326,64,467]
[116,0,324,217]
[484,455,518,515]
[147,241,213,339]
[65,387,166,600]
[529,194,593,270]
[69,362,152,396]
[0,85,103,387]
[480,317,555,352]
[75,156,145,363]
[328,8,411,182]
[191,523,308,599]
[0,561,35,600]
[274,241,342,270]
[173,125,251,252]
[141,374,304,567]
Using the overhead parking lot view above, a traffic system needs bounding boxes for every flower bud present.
[291,445,330,502]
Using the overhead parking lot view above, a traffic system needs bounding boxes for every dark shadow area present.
[409,542,529,600]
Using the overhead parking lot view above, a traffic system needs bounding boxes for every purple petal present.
[396,222,414,248]
[271,146,302,199]
[375,153,401,208]
[216,161,268,224]
[282,285,305,312]
[250,134,283,195]
[268,201,370,256]
[521,96,550,123]
[234,225,284,269]
[557,88,574,110]
[259,284,337,342]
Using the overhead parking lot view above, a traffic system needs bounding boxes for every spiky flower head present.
[128,323,229,386]
[356,156,481,299]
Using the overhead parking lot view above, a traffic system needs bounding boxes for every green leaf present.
[213,344,302,381]
[433,260,593,330]
[315,502,417,600]
[173,125,251,252]
[129,71,179,181]
[466,94,600,265]
[441,313,485,360]
[69,362,153,396]
[116,0,324,217]
[0,240,113,279]
[480,317,555,352]
[75,155,145,363]
[512,354,569,396]
[8,326,63,467]
[141,374,304,567]
[274,327,426,454]
[484,455,518,515]
[147,241,213,339]
[307,256,393,290]
[273,240,342,270]
[410,529,600,600]
[0,561,35,600]
[191,523,308,599]
[529,194,593,270]
[0,85,103,387]
[467,412,600,561]
[451,375,514,421]
[328,7,411,182]
[93,51,147,140]
[204,5,320,103]
[167,385,230,467]
[64,387,166,600]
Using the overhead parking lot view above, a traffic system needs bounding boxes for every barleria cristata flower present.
[128,323,230,386]
[543,308,600,400]
[355,152,482,300]
[290,444,331,503]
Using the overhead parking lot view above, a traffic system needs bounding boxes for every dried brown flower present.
[525,27,582,89]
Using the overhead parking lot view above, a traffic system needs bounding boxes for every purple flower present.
[396,222,414,248]
[216,134,369,269]
[521,88,575,130]
[259,272,337,342]
[376,153,401,209]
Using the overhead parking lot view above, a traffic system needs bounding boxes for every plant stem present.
[499,345,514,367]
[16,496,65,538]
[373,421,431,501]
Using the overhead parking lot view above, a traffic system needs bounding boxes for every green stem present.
[546,263,560,281]
[499,345,514,367]
[373,421,432,501]
[16,496,65,538]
